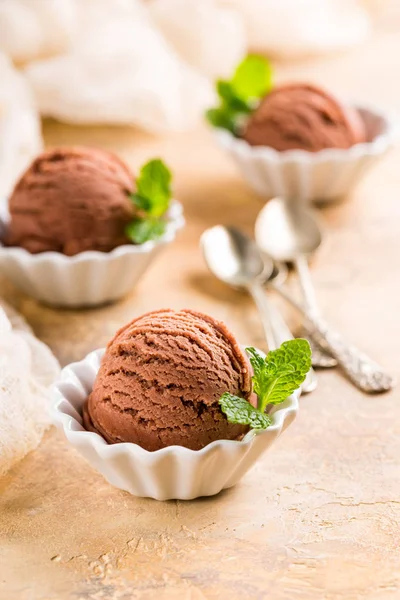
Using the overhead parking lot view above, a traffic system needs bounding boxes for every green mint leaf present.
[135,159,172,217]
[125,218,166,245]
[126,158,172,244]
[205,107,237,134]
[246,340,312,413]
[219,393,272,430]
[216,81,251,113]
[246,346,265,382]
[231,54,273,101]
[205,55,272,134]
[130,193,152,212]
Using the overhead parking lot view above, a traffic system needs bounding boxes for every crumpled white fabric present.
[72,0,149,32]
[220,0,370,58]
[0,304,60,477]
[0,0,77,65]
[0,53,43,199]
[148,0,246,79]
[25,0,214,132]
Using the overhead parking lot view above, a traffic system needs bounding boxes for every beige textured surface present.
[1,28,400,600]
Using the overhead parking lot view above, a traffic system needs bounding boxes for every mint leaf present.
[219,393,271,430]
[131,193,152,212]
[134,159,172,218]
[125,218,166,245]
[216,81,251,113]
[246,346,265,382]
[246,346,274,411]
[246,340,312,413]
[126,158,172,245]
[231,54,273,101]
[205,55,273,133]
[205,108,237,134]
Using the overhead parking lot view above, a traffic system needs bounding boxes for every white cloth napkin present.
[0,0,77,65]
[0,53,42,199]
[0,303,60,476]
[25,0,214,132]
[148,0,246,79]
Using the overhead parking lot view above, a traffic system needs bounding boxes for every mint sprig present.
[205,55,273,134]
[219,339,312,431]
[126,158,172,244]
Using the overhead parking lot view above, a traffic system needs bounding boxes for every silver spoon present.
[255,198,395,393]
[263,260,338,369]
[201,225,317,394]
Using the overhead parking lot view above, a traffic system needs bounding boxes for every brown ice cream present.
[5,146,135,255]
[83,309,252,451]
[243,83,366,152]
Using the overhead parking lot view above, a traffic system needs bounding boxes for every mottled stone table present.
[1,27,399,600]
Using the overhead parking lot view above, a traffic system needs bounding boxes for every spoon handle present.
[273,285,395,393]
[304,314,395,393]
[293,257,338,368]
[294,256,319,315]
[248,283,277,351]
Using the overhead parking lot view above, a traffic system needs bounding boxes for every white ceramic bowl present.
[52,348,299,501]
[214,105,395,204]
[0,199,184,308]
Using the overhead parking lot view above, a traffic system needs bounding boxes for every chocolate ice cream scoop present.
[242,83,366,152]
[5,147,135,255]
[83,309,252,451]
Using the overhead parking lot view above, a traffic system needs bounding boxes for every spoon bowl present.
[201,226,273,287]
[255,198,322,261]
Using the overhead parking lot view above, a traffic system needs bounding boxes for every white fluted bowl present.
[0,200,184,307]
[52,348,299,501]
[215,105,395,203]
